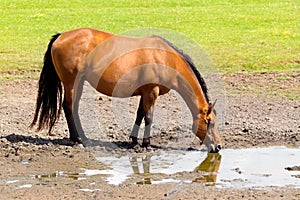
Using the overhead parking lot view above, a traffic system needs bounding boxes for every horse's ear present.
[208,99,217,114]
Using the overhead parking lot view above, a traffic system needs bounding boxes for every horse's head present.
[193,100,222,153]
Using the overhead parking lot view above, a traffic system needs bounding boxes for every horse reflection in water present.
[129,153,221,185]
[130,155,152,185]
[193,153,222,186]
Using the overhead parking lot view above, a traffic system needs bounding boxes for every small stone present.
[233,168,242,174]
[265,117,272,121]
[285,166,300,171]
[242,128,249,133]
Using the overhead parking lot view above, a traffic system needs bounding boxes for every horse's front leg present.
[141,86,159,149]
[130,97,145,145]
[142,108,153,148]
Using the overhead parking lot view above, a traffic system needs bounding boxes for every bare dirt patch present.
[0,71,299,199]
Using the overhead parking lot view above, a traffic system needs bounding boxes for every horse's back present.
[50,28,181,97]
[51,28,113,85]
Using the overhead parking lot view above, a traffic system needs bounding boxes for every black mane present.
[156,36,210,103]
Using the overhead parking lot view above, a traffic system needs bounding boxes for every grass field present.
[0,0,299,75]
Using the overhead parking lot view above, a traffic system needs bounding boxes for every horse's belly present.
[96,78,137,97]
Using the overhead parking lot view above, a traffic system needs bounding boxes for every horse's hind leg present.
[63,87,79,143]
[72,76,88,142]
[62,77,87,143]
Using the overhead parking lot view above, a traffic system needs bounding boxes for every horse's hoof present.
[130,136,138,144]
[145,145,152,152]
[142,142,152,151]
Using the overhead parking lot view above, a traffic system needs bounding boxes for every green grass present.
[0,0,299,74]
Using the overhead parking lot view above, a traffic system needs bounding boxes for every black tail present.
[30,33,62,133]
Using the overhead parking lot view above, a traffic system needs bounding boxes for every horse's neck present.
[173,74,207,119]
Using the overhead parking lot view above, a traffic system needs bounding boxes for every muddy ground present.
[0,71,299,199]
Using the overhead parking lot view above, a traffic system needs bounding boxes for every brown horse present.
[30,28,222,153]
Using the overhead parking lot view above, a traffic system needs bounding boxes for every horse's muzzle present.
[208,144,222,153]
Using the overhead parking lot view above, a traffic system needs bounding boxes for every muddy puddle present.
[2,146,300,190]
[92,146,300,188]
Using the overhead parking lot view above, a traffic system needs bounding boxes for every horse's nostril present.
[216,144,222,151]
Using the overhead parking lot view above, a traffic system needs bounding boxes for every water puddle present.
[2,146,299,190]
[94,146,300,188]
